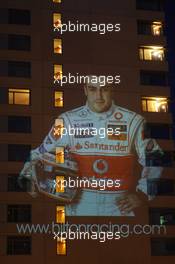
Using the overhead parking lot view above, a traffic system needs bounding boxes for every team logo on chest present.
[114,112,123,120]
[93,159,109,174]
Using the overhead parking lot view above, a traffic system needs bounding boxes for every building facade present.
[0,0,175,263]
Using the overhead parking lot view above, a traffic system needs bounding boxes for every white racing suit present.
[20,103,163,216]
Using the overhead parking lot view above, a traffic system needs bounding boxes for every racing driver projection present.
[19,76,164,216]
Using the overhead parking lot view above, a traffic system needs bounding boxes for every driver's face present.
[84,84,113,113]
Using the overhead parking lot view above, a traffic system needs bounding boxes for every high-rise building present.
[0,0,175,263]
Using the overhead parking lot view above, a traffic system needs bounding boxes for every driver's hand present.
[117,193,143,214]
[18,162,32,185]
[18,161,38,197]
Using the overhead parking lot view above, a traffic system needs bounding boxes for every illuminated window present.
[51,118,64,140]
[53,0,61,3]
[56,147,64,163]
[54,39,62,54]
[56,206,65,223]
[53,13,61,30]
[54,91,63,107]
[139,46,165,61]
[142,97,168,112]
[55,176,65,193]
[57,238,66,255]
[137,20,164,36]
[8,89,30,105]
[54,64,62,83]
[151,21,163,36]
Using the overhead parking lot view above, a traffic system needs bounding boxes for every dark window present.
[140,70,168,86]
[0,34,8,49]
[136,0,164,11]
[150,208,175,225]
[138,20,152,34]
[8,144,31,162]
[8,174,28,192]
[7,205,31,223]
[146,123,171,139]
[7,236,31,255]
[146,151,174,167]
[8,9,31,25]
[8,116,31,133]
[8,35,31,51]
[148,179,175,196]
[8,61,31,78]
[0,9,8,24]
[0,61,8,76]
[0,88,8,104]
[151,238,175,256]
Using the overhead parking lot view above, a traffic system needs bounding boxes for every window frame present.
[137,20,164,36]
[139,46,165,61]
[7,236,32,255]
[8,9,31,25]
[141,96,169,113]
[136,0,165,11]
[54,91,64,107]
[8,88,31,105]
[7,204,32,223]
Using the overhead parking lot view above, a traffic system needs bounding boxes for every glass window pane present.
[8,61,31,78]
[53,13,61,30]
[151,49,164,61]
[139,46,164,61]
[14,93,29,105]
[142,97,168,112]
[8,89,30,105]
[8,9,31,25]
[54,91,63,107]
[56,147,64,163]
[56,206,65,223]
[8,92,14,104]
[147,100,157,112]
[53,0,61,3]
[54,65,62,82]
[151,22,163,36]
[7,236,31,255]
[140,71,168,86]
[142,100,147,111]
[57,238,66,255]
[54,39,62,54]
[55,176,65,193]
[144,48,152,60]
[139,48,144,60]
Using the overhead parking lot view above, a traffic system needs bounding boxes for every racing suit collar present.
[85,101,115,120]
